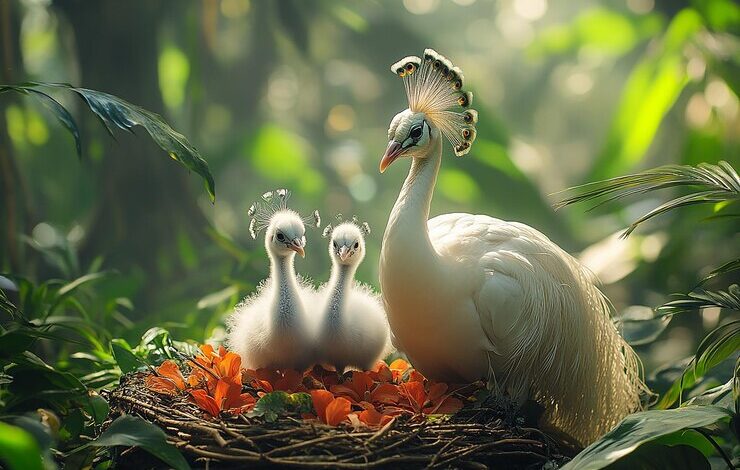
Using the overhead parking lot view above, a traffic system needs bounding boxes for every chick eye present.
[276,233,285,241]
[333,241,338,248]
[409,126,422,139]
[353,242,359,249]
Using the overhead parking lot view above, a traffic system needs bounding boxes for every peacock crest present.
[322,214,371,238]
[247,189,320,239]
[391,49,478,156]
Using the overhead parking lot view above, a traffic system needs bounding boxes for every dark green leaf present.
[563,406,732,470]
[0,82,215,201]
[111,339,142,374]
[658,285,740,316]
[90,415,189,470]
[24,88,82,158]
[605,442,709,470]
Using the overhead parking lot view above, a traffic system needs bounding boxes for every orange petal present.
[399,381,426,412]
[330,384,361,403]
[325,397,352,426]
[145,375,181,395]
[157,360,186,390]
[358,405,393,427]
[370,383,401,405]
[369,362,393,383]
[310,389,334,423]
[189,389,220,416]
[429,396,464,415]
[218,352,242,380]
[427,382,449,403]
[408,369,426,383]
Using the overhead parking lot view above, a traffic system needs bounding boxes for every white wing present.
[428,213,644,443]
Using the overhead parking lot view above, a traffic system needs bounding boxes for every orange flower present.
[187,345,243,393]
[331,371,401,406]
[398,381,463,415]
[389,358,411,382]
[357,402,394,427]
[367,361,393,383]
[310,390,352,426]
[189,378,256,417]
[145,360,186,395]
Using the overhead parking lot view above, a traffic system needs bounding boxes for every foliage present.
[0,82,215,201]
[0,0,738,467]
[562,406,732,470]
[556,161,739,237]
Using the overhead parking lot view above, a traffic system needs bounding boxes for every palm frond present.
[657,284,740,317]
[698,258,740,286]
[555,161,739,237]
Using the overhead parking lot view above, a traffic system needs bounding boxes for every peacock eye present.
[353,242,359,249]
[409,126,422,139]
[277,233,285,241]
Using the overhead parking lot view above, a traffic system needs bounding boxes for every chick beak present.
[339,245,350,262]
[289,238,305,258]
[379,140,403,173]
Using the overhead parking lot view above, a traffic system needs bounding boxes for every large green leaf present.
[0,82,215,202]
[0,422,44,470]
[563,406,732,470]
[90,415,189,470]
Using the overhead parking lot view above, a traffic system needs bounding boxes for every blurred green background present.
[1,0,737,374]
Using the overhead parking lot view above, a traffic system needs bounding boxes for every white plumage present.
[378,49,646,445]
[315,222,391,373]
[227,205,317,371]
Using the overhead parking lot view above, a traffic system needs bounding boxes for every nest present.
[105,372,576,469]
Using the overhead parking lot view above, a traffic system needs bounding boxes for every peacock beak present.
[338,245,350,261]
[380,140,403,173]
[289,238,305,258]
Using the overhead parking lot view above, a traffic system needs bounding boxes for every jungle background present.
[0,0,738,468]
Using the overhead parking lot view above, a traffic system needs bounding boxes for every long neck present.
[382,136,443,276]
[269,252,303,325]
[323,262,356,329]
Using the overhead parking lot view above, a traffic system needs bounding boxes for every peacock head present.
[247,189,321,259]
[323,219,371,267]
[381,49,478,173]
[266,211,307,258]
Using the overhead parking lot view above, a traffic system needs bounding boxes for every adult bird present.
[226,190,320,371]
[377,49,645,445]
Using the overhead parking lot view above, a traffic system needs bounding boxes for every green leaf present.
[90,415,189,470]
[0,82,215,202]
[251,391,291,422]
[604,443,709,470]
[658,285,740,316]
[655,321,739,409]
[698,258,740,285]
[0,422,44,470]
[111,339,142,374]
[563,406,732,470]
[249,391,312,422]
[556,161,739,237]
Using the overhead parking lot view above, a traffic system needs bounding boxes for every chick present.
[315,221,391,372]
